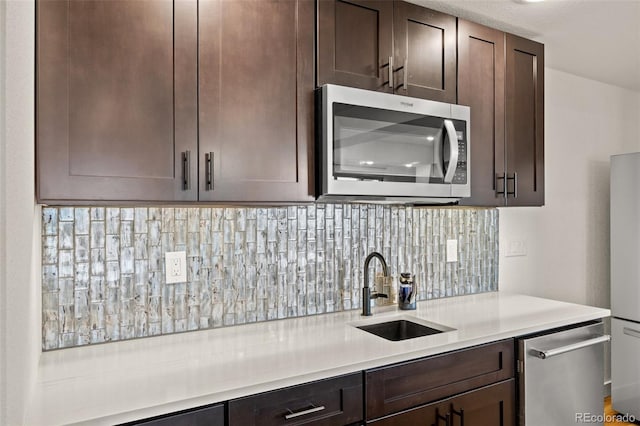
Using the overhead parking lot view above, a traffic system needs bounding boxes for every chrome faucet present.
[362,251,389,316]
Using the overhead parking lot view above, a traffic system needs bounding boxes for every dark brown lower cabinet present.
[368,379,515,426]
[228,372,364,426]
[365,340,514,420]
[124,403,224,426]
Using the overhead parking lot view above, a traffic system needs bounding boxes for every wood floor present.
[605,397,638,426]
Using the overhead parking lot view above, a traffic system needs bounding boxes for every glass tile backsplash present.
[41,205,498,350]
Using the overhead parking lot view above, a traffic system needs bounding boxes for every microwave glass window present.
[333,103,450,183]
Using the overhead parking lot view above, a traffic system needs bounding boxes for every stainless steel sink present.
[357,319,445,341]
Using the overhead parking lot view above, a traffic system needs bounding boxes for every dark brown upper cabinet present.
[317,0,457,102]
[505,34,545,206]
[37,0,198,203]
[457,22,544,207]
[317,0,394,92]
[393,1,457,103]
[198,0,315,202]
[37,0,314,204]
[457,19,506,207]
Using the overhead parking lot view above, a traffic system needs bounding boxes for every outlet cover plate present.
[165,251,187,283]
[446,239,458,262]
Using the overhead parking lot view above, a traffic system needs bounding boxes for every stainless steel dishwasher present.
[517,322,610,426]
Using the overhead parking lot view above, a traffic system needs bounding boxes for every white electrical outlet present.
[446,239,458,262]
[165,251,187,283]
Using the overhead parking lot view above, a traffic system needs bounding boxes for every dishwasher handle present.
[530,335,610,359]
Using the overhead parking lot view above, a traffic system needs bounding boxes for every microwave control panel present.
[452,125,467,184]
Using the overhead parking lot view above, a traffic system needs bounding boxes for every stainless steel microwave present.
[317,84,470,203]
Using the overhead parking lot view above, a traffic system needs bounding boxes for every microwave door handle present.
[443,119,458,183]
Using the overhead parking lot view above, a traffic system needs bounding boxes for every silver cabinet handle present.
[284,405,326,420]
[623,327,640,339]
[443,119,459,183]
[531,335,610,359]
[388,56,394,89]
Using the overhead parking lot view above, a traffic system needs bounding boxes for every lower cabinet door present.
[228,372,363,426]
[369,379,515,426]
[127,403,224,426]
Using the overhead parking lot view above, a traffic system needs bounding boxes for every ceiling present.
[409,0,640,92]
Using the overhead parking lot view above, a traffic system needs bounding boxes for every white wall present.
[499,68,640,388]
[499,68,640,307]
[0,1,39,425]
[0,0,6,423]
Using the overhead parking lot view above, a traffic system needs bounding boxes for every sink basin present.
[357,319,444,341]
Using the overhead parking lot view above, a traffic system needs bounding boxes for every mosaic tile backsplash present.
[41,205,498,350]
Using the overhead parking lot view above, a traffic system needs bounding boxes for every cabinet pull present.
[392,58,408,91]
[205,152,214,191]
[506,172,518,198]
[385,56,393,88]
[496,173,506,197]
[450,404,464,426]
[403,58,408,90]
[435,408,450,426]
[284,404,326,420]
[181,151,191,191]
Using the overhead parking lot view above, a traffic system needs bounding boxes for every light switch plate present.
[165,251,187,283]
[446,239,458,262]
[506,240,527,257]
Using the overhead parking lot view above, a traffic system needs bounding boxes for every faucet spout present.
[362,252,389,316]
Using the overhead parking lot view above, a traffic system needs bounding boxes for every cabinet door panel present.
[318,0,394,92]
[365,340,514,420]
[369,379,515,426]
[393,1,456,102]
[37,0,197,202]
[199,0,313,202]
[130,403,224,426]
[228,373,363,426]
[458,20,505,206]
[506,34,545,206]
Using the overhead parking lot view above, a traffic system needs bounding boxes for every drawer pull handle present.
[435,408,450,426]
[623,327,640,339]
[531,335,610,359]
[284,404,326,420]
[451,404,464,426]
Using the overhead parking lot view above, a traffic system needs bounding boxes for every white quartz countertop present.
[25,292,610,425]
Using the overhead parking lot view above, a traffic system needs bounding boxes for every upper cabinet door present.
[317,0,394,92]
[198,0,314,202]
[457,19,505,207]
[393,1,457,102]
[505,34,545,206]
[36,0,198,203]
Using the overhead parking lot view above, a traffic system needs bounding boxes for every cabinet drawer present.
[125,403,224,426]
[228,372,363,426]
[369,379,515,426]
[365,339,514,420]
